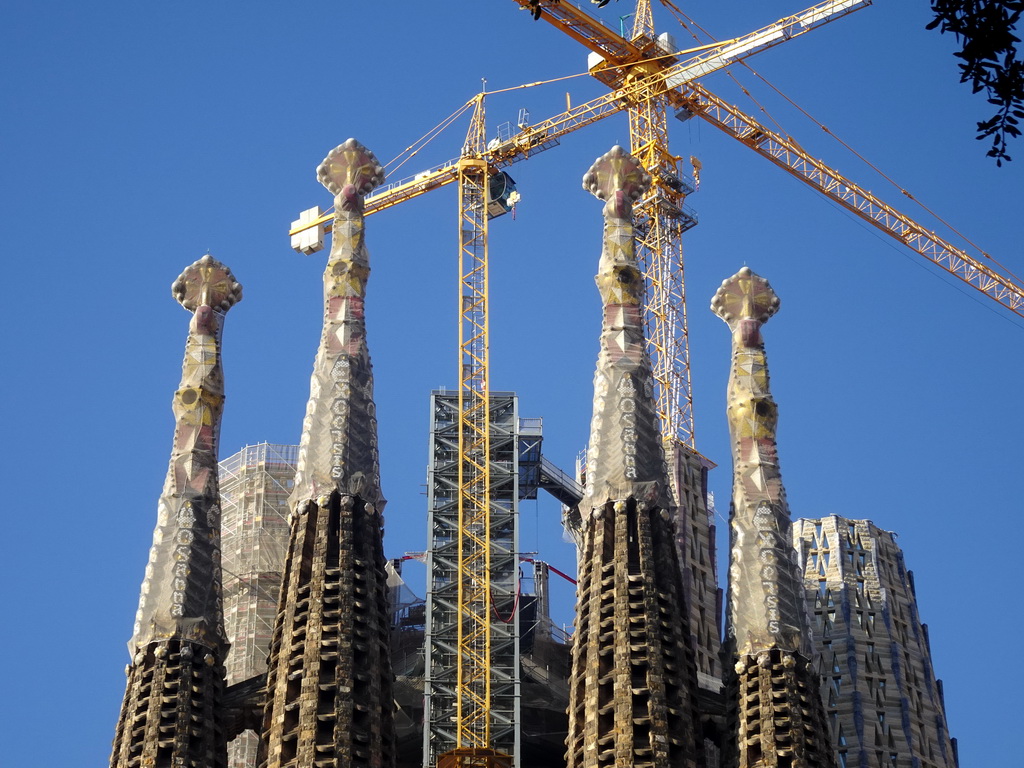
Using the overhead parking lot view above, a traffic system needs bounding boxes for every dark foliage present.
[928,0,1024,164]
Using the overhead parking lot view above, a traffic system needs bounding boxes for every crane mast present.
[510,0,870,445]
[448,93,505,767]
[628,0,697,448]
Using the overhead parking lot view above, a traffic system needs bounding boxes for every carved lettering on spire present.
[291,138,387,510]
[110,255,240,768]
[580,146,670,511]
[132,254,241,652]
[713,267,836,768]
[566,146,705,768]
[261,140,395,768]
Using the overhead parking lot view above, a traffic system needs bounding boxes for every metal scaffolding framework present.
[425,391,522,768]
[628,0,698,450]
[219,443,298,768]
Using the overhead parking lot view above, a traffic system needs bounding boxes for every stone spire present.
[110,255,242,768]
[712,267,836,768]
[566,146,705,768]
[259,139,395,768]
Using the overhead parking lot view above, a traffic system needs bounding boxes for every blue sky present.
[2,1,1020,765]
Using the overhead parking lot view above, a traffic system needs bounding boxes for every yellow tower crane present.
[289,4,1024,767]
[449,91,500,768]
[628,0,696,448]
[513,0,1024,318]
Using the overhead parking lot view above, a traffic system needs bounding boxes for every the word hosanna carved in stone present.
[566,146,705,768]
[259,139,395,768]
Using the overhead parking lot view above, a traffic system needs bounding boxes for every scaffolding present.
[424,391,522,768]
[218,443,298,768]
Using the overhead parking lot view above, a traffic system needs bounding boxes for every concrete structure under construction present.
[219,443,298,768]
[793,517,958,768]
[667,445,723,699]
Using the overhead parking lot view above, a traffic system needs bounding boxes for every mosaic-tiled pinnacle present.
[712,267,835,768]
[260,139,395,768]
[566,146,704,768]
[580,145,669,511]
[291,137,387,510]
[110,255,241,768]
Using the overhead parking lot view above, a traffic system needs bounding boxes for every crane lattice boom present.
[671,79,1024,315]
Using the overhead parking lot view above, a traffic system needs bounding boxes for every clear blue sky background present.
[2,1,1020,765]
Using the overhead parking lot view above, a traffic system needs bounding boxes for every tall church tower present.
[259,139,396,768]
[566,145,705,768]
[110,255,243,768]
[712,267,835,768]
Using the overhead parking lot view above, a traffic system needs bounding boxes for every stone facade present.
[566,147,705,768]
[258,140,395,768]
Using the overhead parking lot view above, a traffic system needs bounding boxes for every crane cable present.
[483,69,594,97]
[660,2,1024,285]
[381,71,598,180]
[744,71,1024,285]
[663,4,805,140]
[383,41,730,178]
[385,99,476,176]
[479,38,732,98]
[491,570,523,624]
[519,556,578,585]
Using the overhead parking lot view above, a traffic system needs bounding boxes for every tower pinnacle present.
[566,146,704,768]
[260,139,395,768]
[110,254,241,768]
[290,137,387,512]
[713,266,835,768]
[578,146,669,512]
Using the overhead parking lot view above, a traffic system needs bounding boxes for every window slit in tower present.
[626,504,641,575]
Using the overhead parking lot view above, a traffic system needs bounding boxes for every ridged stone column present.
[110,255,242,768]
[566,146,705,768]
[712,267,836,768]
[259,139,395,768]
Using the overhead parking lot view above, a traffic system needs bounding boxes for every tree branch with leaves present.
[929,0,1024,164]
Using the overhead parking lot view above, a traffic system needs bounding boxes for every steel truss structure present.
[219,443,298,768]
[425,391,522,768]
